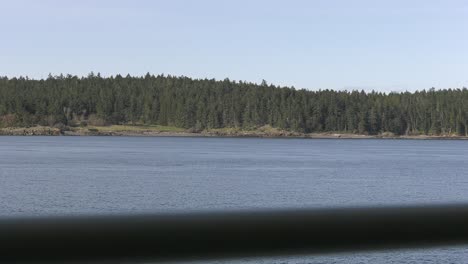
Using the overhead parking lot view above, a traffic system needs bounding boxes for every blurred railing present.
[2,204,468,262]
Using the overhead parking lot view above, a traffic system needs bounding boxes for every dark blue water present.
[1,136,467,263]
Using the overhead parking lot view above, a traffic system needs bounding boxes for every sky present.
[1,0,467,92]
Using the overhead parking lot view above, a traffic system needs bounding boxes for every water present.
[1,136,468,263]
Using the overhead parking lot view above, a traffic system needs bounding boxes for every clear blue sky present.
[1,0,467,91]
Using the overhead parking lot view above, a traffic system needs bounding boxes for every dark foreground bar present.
[2,204,468,262]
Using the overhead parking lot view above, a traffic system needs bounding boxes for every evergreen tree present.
[0,74,466,135]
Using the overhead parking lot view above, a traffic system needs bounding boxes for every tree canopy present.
[0,73,466,136]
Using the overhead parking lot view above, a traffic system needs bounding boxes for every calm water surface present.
[1,136,467,263]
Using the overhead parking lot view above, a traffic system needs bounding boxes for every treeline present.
[0,73,467,136]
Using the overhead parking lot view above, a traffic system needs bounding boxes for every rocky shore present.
[0,125,467,139]
[0,126,62,136]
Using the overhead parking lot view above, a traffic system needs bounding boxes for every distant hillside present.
[0,74,466,136]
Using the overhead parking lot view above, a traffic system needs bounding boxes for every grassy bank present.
[86,124,185,133]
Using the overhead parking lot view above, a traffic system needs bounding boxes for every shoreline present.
[0,126,467,140]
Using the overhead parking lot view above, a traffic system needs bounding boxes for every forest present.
[0,73,466,136]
